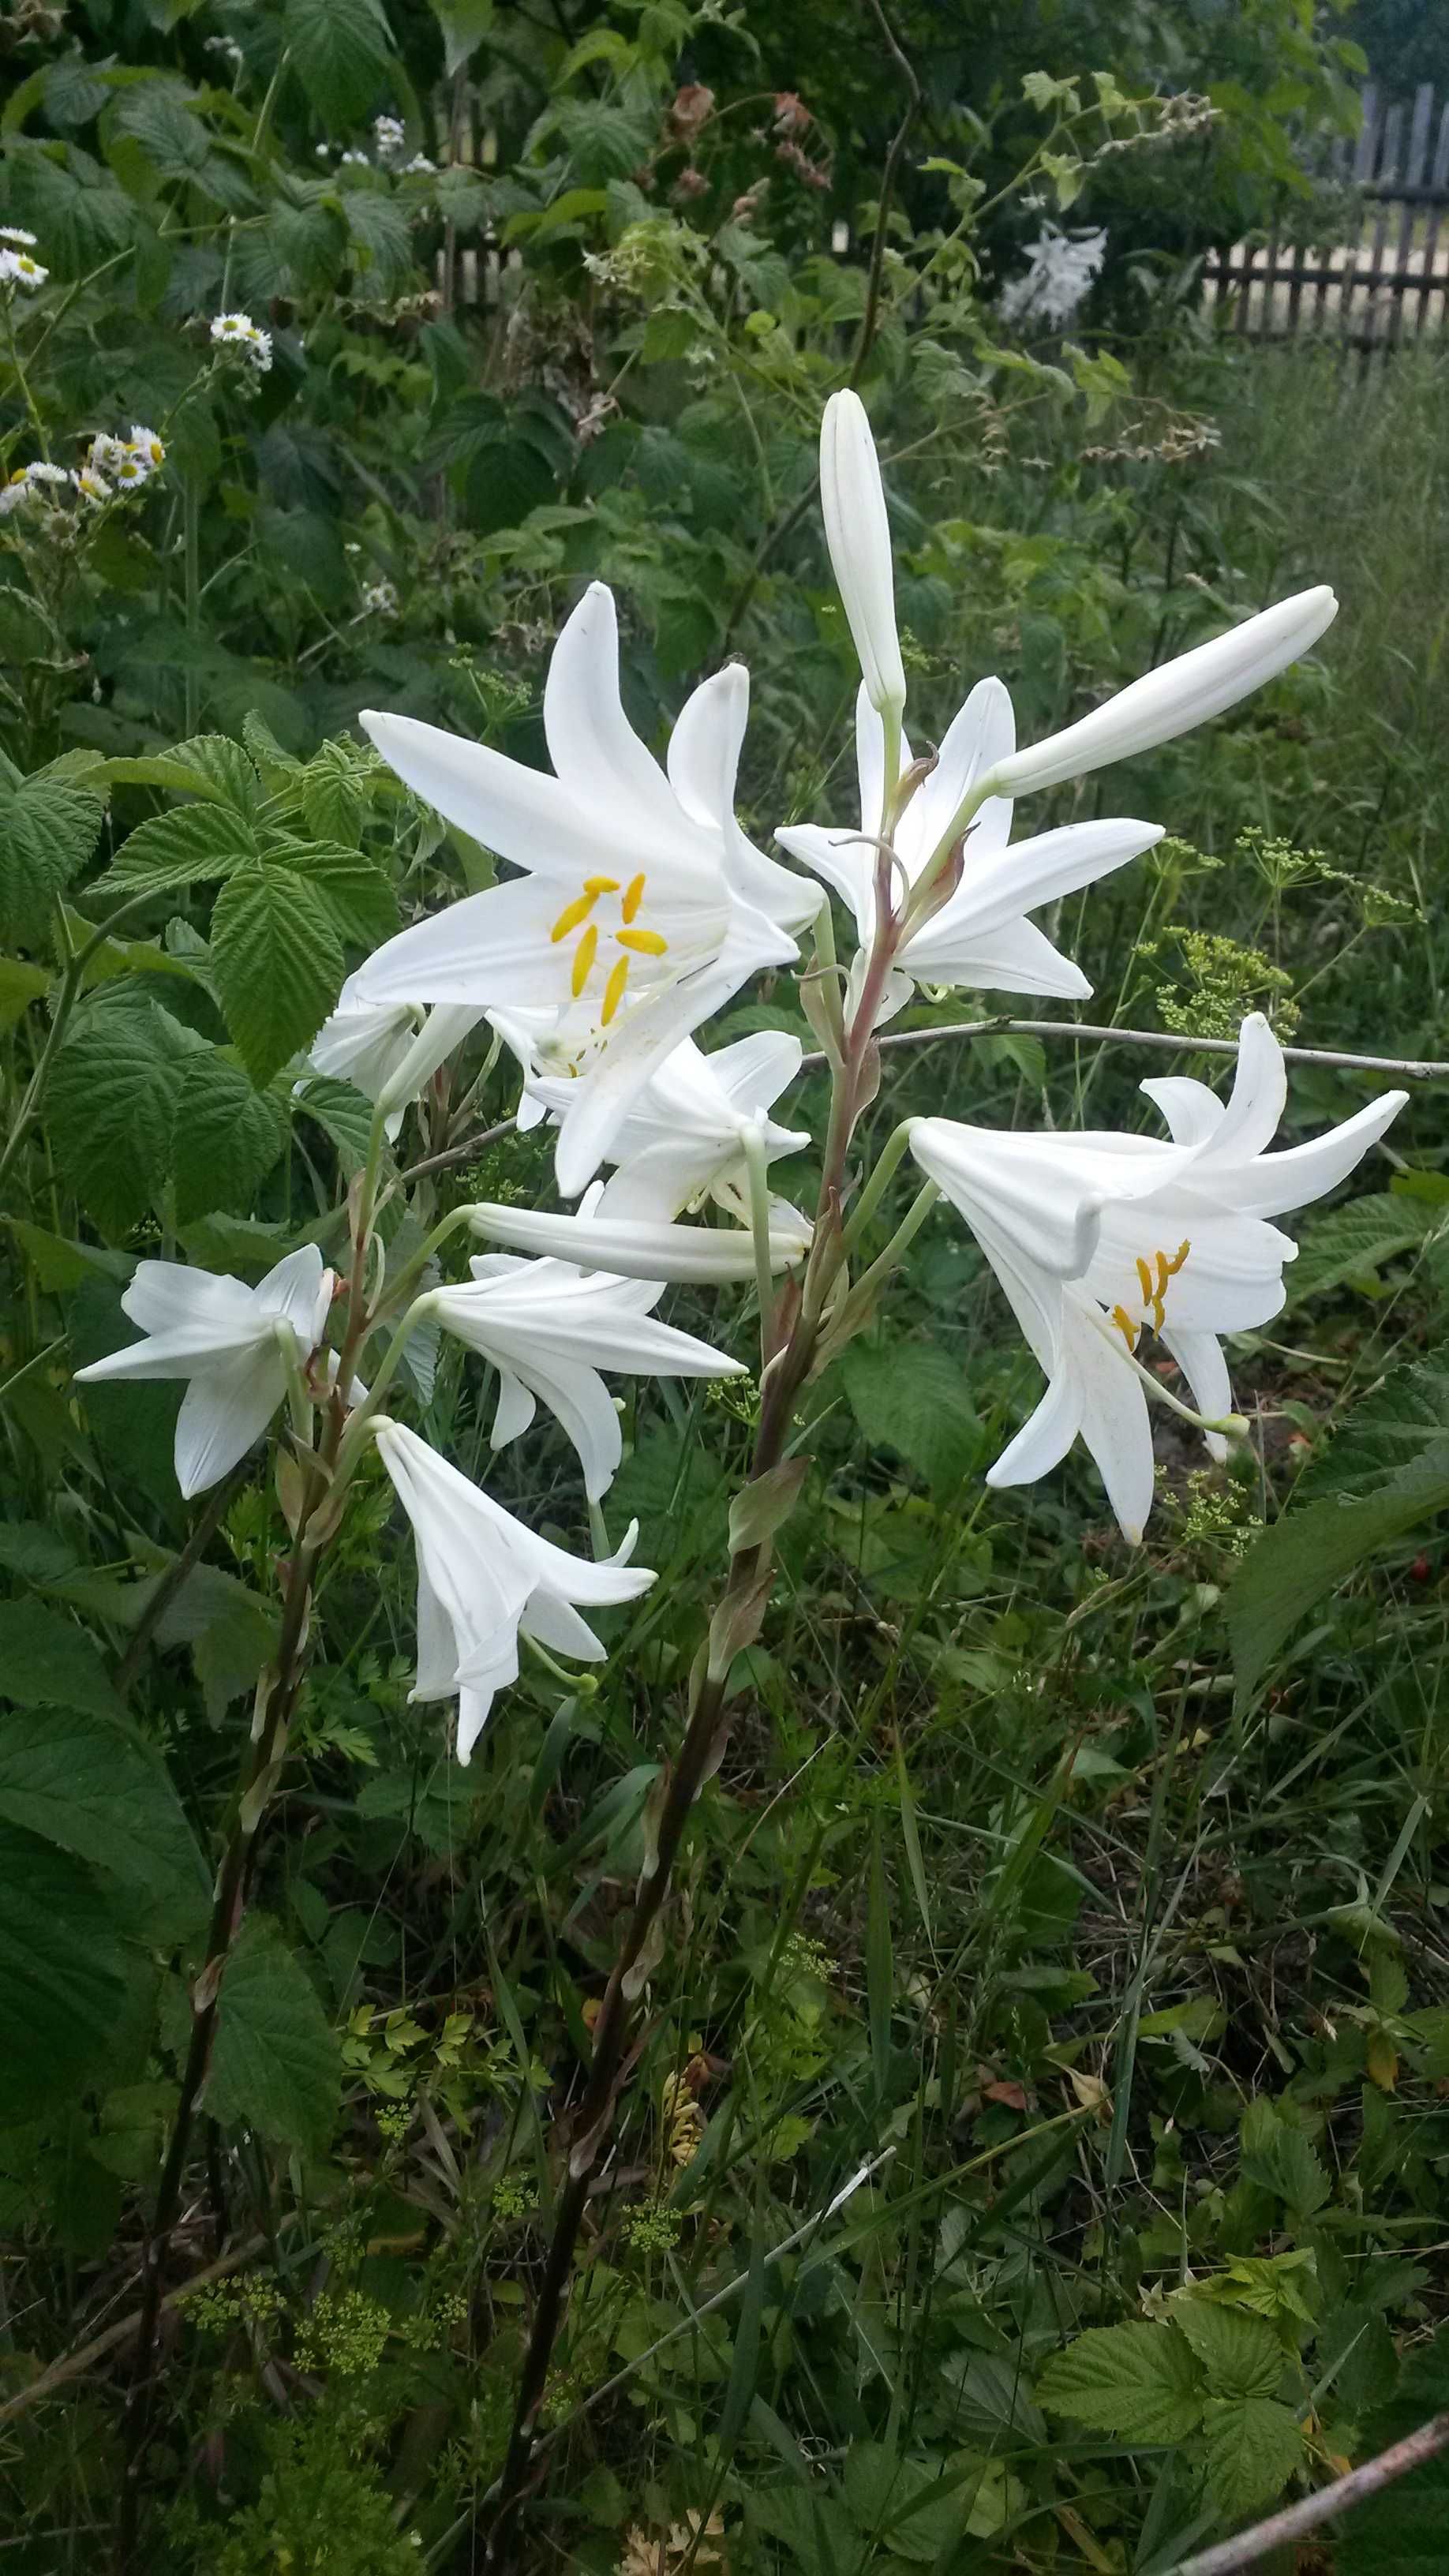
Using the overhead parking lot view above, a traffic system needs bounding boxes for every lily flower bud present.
[819,390,906,720]
[988,586,1338,798]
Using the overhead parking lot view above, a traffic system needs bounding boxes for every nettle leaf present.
[1339,2326,1449,2573]
[0,1822,137,2124]
[1286,1193,1442,1306]
[1200,2394,1305,2515]
[95,801,260,905]
[0,773,105,944]
[841,1339,985,1495]
[1239,2099,1331,2216]
[283,0,394,124]
[210,862,345,1084]
[159,735,262,818]
[345,188,418,296]
[0,1599,125,1722]
[207,1912,341,2155]
[1036,2323,1205,2443]
[49,994,179,1234]
[0,1705,208,1933]
[1230,1368,1449,1706]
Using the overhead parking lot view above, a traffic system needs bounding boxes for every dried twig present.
[0,2233,268,2429]
[1167,2408,1449,2574]
[801,1014,1449,1083]
[849,0,923,386]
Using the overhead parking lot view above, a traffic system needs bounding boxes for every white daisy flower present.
[73,467,110,505]
[210,310,273,370]
[0,226,38,246]
[0,248,48,290]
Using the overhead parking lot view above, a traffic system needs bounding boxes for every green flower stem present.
[833,1177,939,1336]
[839,1117,915,1257]
[740,1120,779,1365]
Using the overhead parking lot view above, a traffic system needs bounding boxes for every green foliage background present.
[2,1,1448,2569]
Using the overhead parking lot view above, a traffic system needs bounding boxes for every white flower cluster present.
[317,133,436,175]
[361,577,399,617]
[999,223,1108,330]
[0,226,48,291]
[210,309,272,370]
[203,32,243,70]
[1,425,164,519]
[373,114,406,161]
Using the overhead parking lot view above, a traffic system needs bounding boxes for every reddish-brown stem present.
[481,831,910,2564]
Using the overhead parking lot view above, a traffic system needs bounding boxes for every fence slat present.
[1392,83,1435,345]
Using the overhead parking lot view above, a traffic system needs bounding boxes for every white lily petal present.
[121,1260,258,1340]
[900,912,1092,1001]
[1160,1326,1234,1464]
[1057,1294,1158,1544]
[990,587,1338,798]
[1139,1074,1224,1148]
[1219,1088,1408,1215]
[772,822,875,928]
[909,1118,1103,1279]
[376,1002,483,1115]
[545,582,685,836]
[255,1244,331,1348]
[820,390,906,717]
[360,710,603,882]
[174,1346,286,1498]
[898,676,1016,872]
[490,1365,537,1453]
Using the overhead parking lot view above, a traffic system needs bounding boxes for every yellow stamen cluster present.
[1111,1239,1190,1351]
[548,871,669,1027]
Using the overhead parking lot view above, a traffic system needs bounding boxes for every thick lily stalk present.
[481,773,915,2567]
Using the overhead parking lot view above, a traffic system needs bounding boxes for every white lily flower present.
[989,589,1337,799]
[517,1030,809,1225]
[909,1013,1406,1542]
[428,1249,744,1499]
[819,391,905,721]
[372,1417,656,1759]
[465,1180,811,1285]
[74,1248,335,1499]
[354,585,799,1196]
[778,683,1161,1025]
[303,975,481,1138]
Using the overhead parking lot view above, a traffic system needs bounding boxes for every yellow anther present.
[615,927,668,957]
[621,872,646,923]
[1154,1249,1170,1297]
[1135,1256,1154,1305]
[600,953,630,1025]
[1164,1238,1190,1277]
[582,874,620,896]
[571,923,598,996]
[1110,1304,1139,1352]
[551,889,599,944]
[1150,1290,1166,1331]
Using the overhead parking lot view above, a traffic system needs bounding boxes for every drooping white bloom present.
[517,1029,809,1226]
[0,227,38,246]
[999,223,1107,330]
[372,1417,656,1759]
[0,247,47,290]
[819,390,905,721]
[353,584,799,1196]
[778,683,1161,1024]
[429,1250,744,1499]
[23,461,69,489]
[988,590,1338,801]
[466,1183,812,1285]
[303,979,481,1138]
[128,423,165,474]
[211,310,273,370]
[74,1249,335,1500]
[73,467,110,506]
[909,1013,1406,1543]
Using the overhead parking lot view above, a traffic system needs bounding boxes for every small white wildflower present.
[999,223,1107,330]
[315,142,333,159]
[210,309,272,371]
[402,154,436,175]
[110,450,149,489]
[86,431,130,477]
[0,247,48,290]
[204,34,243,66]
[373,114,406,161]
[361,577,399,617]
[0,474,36,518]
[339,148,370,167]
[73,467,110,505]
[128,423,165,471]
[0,226,38,247]
[24,460,70,489]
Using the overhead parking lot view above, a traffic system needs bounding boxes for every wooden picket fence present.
[1204,80,1449,347]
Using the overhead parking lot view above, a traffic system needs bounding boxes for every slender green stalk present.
[840,1116,915,1255]
[740,1120,779,1365]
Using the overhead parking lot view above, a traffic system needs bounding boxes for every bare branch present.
[1167,2408,1449,2575]
[799,1015,1449,1083]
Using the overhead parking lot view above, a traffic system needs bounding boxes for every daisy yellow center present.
[549,870,669,1027]
[1110,1239,1190,1353]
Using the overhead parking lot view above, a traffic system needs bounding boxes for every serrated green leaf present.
[163,1035,288,1224]
[0,953,51,1028]
[1037,2323,1205,2443]
[271,841,398,949]
[1200,2394,1305,2514]
[345,187,417,296]
[283,0,394,124]
[1287,1193,1441,1307]
[49,995,179,1233]
[1339,2325,1449,2572]
[207,1912,341,2155]
[1239,2099,1331,2216]
[290,1073,379,1172]
[96,801,260,904]
[0,774,105,942]
[0,1822,137,2124]
[0,1598,125,1723]
[210,862,344,1084]
[841,1338,984,1494]
[431,0,492,77]
[0,1705,208,1930]
[1170,2300,1282,2399]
